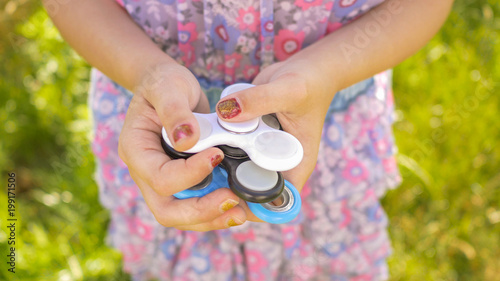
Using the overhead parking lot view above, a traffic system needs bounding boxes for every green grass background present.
[0,0,499,280]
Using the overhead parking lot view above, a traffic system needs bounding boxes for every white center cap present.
[235,161,279,191]
[218,118,259,133]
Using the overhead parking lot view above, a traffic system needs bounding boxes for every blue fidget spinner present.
[161,84,303,224]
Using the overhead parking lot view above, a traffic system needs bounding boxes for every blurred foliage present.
[0,0,499,280]
[387,0,500,280]
[0,0,127,280]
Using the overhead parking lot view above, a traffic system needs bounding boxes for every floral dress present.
[89,0,401,280]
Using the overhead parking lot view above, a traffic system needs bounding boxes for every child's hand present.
[119,64,247,231]
[216,59,336,221]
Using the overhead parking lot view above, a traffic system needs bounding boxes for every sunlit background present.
[1,0,499,280]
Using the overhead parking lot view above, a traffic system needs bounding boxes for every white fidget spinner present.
[162,83,304,172]
[161,83,303,224]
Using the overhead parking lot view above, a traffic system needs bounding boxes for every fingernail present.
[219,199,239,213]
[217,98,241,119]
[226,217,243,227]
[211,154,223,168]
[173,124,193,142]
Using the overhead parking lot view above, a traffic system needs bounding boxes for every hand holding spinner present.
[161,83,303,224]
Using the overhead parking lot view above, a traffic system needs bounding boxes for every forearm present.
[295,0,454,94]
[43,0,175,91]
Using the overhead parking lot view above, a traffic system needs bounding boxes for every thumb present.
[144,79,202,152]
[215,80,293,122]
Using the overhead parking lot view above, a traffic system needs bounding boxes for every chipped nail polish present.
[173,124,193,142]
[211,154,223,168]
[217,98,241,119]
[219,199,239,213]
[226,217,243,227]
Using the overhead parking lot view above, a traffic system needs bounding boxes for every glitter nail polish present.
[217,98,241,119]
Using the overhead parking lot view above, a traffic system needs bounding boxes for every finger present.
[251,62,284,85]
[139,66,203,151]
[153,86,201,152]
[136,177,246,227]
[237,201,264,223]
[119,96,224,196]
[175,205,247,231]
[215,75,306,122]
[127,138,224,196]
[193,90,211,114]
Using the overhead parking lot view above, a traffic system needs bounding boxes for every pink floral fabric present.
[90,0,401,280]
